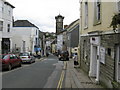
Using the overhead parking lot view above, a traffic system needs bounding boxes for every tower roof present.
[55,14,64,19]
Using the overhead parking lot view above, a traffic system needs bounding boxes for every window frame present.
[93,0,101,25]
[0,21,3,31]
[84,2,88,29]
[7,24,10,32]
[118,0,120,12]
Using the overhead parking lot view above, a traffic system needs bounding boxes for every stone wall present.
[80,36,90,73]
[80,33,120,88]
[100,33,120,88]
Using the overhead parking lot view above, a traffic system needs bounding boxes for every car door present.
[10,55,17,67]
[13,54,19,66]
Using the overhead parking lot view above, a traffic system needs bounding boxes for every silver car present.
[19,52,35,63]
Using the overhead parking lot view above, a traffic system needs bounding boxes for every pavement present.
[64,59,104,88]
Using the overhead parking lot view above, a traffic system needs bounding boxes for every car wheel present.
[29,61,32,64]
[18,62,22,67]
[8,64,12,71]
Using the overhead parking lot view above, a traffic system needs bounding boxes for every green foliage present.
[110,13,120,30]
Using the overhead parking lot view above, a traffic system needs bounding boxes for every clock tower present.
[55,14,64,35]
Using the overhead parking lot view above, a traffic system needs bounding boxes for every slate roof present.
[13,20,39,29]
[4,1,15,8]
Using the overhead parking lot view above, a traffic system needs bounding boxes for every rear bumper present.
[22,60,31,63]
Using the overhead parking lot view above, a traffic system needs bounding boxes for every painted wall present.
[12,27,39,53]
[57,34,63,51]
[0,0,14,53]
[80,2,117,35]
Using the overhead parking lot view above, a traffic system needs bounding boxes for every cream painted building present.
[79,0,120,88]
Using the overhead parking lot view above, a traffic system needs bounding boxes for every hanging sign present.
[100,46,106,64]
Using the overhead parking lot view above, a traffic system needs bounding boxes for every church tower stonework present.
[55,14,64,35]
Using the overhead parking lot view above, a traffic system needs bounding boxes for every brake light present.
[28,56,30,58]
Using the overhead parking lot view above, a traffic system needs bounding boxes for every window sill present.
[84,26,88,30]
[93,21,101,26]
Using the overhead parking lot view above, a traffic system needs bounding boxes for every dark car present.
[0,54,22,71]
[58,51,69,61]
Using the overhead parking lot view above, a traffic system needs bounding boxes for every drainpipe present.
[79,0,83,67]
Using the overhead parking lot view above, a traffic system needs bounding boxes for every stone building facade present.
[79,1,120,88]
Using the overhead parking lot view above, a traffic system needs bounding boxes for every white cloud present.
[7,0,80,32]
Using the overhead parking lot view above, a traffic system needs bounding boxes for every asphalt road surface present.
[2,54,64,88]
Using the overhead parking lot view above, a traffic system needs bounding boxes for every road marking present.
[57,61,67,89]
[63,61,67,70]
[57,70,65,89]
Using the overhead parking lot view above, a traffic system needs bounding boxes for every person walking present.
[73,53,79,68]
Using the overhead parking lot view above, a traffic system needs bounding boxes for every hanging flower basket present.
[110,13,120,30]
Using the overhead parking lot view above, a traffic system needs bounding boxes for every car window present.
[10,55,14,59]
[3,55,9,59]
[13,55,18,59]
[20,53,29,56]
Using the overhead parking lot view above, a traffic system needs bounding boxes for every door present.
[10,55,18,67]
[92,46,97,77]
[116,46,120,82]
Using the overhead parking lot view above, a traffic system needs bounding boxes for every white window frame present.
[94,0,101,22]
[84,2,88,28]
[96,0,101,21]
[0,21,3,31]
[7,24,10,32]
[118,0,120,12]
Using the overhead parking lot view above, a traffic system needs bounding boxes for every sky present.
[7,0,80,33]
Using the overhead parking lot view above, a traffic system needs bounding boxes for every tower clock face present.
[58,18,61,22]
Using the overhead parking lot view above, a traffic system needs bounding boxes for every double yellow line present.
[57,61,67,89]
[57,70,65,89]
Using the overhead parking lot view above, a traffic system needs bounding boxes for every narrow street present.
[2,54,65,88]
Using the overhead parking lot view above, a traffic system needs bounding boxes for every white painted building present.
[0,0,15,54]
[12,20,39,53]
[57,34,63,51]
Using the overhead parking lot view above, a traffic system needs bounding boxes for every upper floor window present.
[0,21,3,31]
[96,1,101,21]
[36,30,37,35]
[7,24,10,32]
[2,7,4,13]
[84,2,88,28]
[118,1,120,12]
[8,10,11,16]
[93,0,101,25]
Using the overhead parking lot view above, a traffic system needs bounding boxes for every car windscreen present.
[2,55,9,59]
[20,53,29,56]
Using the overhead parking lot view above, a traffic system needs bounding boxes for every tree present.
[110,13,120,30]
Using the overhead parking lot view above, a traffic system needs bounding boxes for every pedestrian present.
[73,53,79,68]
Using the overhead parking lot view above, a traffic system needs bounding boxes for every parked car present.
[19,52,35,63]
[59,51,69,61]
[0,54,22,71]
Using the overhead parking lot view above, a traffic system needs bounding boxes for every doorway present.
[2,38,10,54]
[92,46,97,77]
[116,45,120,82]
[89,45,98,77]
